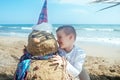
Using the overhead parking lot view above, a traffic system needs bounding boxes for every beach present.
[79,41,120,80]
[0,36,120,80]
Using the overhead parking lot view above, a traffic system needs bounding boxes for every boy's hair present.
[56,25,76,40]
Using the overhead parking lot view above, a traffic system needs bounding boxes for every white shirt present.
[59,46,86,79]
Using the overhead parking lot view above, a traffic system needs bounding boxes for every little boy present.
[52,25,90,80]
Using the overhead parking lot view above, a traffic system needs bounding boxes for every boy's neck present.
[64,45,74,53]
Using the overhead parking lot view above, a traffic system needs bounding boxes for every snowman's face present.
[27,30,58,56]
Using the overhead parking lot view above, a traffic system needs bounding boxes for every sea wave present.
[77,37,120,45]
[0,26,3,28]
[0,32,29,37]
[7,26,19,29]
[21,27,32,30]
[80,28,120,32]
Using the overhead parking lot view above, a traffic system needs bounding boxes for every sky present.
[0,0,120,24]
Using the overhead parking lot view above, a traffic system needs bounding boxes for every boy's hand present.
[51,55,66,67]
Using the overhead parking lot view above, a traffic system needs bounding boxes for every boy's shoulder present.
[74,45,84,52]
[74,46,86,59]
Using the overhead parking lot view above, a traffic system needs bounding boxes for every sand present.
[78,41,120,80]
[0,36,120,80]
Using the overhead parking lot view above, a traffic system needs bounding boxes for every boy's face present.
[56,30,72,49]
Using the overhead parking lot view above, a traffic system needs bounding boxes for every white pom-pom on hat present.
[32,22,53,33]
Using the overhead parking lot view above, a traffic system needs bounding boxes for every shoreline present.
[0,36,120,80]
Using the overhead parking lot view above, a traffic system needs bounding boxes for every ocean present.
[0,24,120,45]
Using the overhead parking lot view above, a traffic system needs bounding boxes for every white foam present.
[76,37,120,45]
[21,27,32,30]
[83,28,114,32]
[83,28,96,31]
[0,26,3,28]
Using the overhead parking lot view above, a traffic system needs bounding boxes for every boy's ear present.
[69,34,73,40]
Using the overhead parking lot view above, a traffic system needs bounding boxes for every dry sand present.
[0,36,120,80]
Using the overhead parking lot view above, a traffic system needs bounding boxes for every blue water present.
[0,24,120,44]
